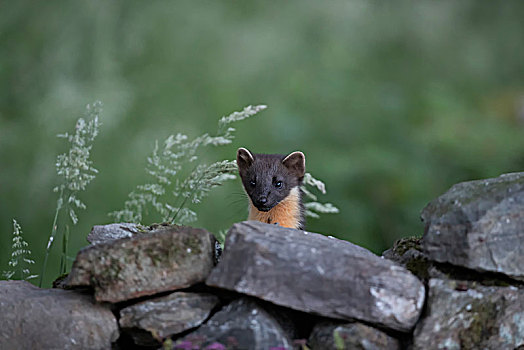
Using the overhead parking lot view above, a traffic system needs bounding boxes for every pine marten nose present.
[259,197,267,204]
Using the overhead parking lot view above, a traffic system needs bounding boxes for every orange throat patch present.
[248,187,301,229]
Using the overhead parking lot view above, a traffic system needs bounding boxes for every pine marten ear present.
[237,147,255,171]
[282,151,306,178]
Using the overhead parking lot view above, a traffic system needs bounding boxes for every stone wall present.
[0,172,522,349]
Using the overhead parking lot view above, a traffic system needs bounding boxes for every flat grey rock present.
[67,224,215,302]
[119,292,219,345]
[308,321,400,350]
[422,172,524,280]
[413,278,524,350]
[0,281,118,350]
[175,298,292,350]
[87,222,140,244]
[206,221,425,332]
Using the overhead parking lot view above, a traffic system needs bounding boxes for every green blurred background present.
[1,1,523,286]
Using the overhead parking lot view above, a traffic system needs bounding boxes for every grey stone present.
[413,278,524,350]
[0,280,118,350]
[67,224,215,302]
[87,222,140,244]
[308,321,400,350]
[422,172,524,280]
[206,221,425,332]
[382,237,431,282]
[175,298,292,350]
[119,292,219,345]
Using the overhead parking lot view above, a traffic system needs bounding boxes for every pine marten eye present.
[249,180,256,187]
[275,181,283,189]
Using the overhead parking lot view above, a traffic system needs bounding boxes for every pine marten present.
[236,147,305,230]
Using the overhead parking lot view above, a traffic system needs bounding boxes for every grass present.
[3,101,338,286]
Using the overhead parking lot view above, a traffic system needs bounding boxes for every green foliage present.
[214,229,228,248]
[110,105,266,225]
[302,173,340,219]
[39,102,101,286]
[2,219,37,281]
[333,329,345,350]
[54,101,101,223]
[162,338,173,350]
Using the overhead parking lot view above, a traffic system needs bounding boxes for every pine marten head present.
[236,147,306,212]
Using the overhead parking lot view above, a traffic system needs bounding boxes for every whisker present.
[226,192,247,198]
[228,198,248,204]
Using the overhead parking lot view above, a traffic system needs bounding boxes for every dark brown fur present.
[237,148,306,229]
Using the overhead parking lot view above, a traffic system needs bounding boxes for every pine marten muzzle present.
[237,147,306,229]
